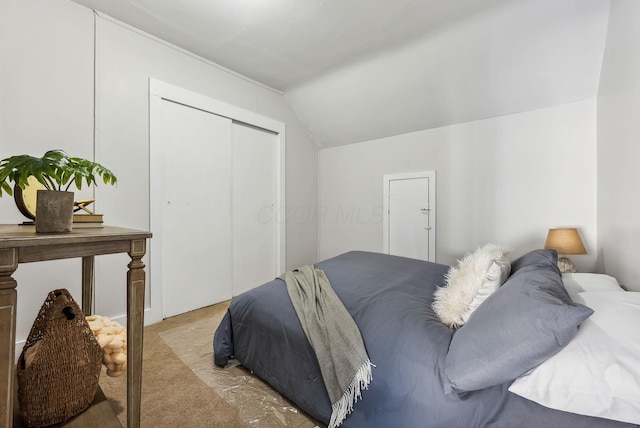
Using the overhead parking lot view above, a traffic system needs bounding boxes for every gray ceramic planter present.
[35,190,74,233]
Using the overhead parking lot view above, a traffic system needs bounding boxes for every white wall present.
[92,13,318,270]
[92,14,319,323]
[0,0,95,347]
[1,0,318,345]
[320,99,597,270]
[597,0,640,291]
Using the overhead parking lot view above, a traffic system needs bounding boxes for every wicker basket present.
[17,289,103,427]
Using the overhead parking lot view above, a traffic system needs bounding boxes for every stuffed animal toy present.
[86,315,127,377]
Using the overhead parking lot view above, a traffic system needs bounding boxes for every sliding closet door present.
[156,99,233,318]
[149,79,285,324]
[232,122,278,296]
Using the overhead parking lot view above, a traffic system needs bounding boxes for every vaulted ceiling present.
[71,0,610,147]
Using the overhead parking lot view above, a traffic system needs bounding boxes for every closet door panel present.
[158,100,233,318]
[232,122,278,296]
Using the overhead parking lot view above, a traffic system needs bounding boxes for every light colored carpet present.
[99,300,323,427]
[160,313,322,427]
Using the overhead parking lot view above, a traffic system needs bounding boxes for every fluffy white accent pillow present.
[432,243,510,328]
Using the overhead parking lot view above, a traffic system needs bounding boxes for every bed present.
[213,250,640,428]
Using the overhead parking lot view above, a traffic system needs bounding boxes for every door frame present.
[148,78,286,324]
[382,171,436,262]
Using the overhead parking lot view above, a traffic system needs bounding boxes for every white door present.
[232,122,278,296]
[156,99,233,318]
[383,172,436,262]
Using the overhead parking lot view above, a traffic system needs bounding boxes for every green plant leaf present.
[1,181,13,196]
[0,150,117,197]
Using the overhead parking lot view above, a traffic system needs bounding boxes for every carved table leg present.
[127,239,146,428]
[0,248,18,428]
[82,256,95,315]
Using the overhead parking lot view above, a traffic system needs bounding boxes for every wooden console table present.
[0,225,152,428]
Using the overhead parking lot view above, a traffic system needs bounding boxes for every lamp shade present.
[544,228,587,255]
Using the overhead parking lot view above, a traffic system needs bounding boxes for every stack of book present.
[73,213,104,228]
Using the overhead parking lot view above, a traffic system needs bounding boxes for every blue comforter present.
[214,251,636,428]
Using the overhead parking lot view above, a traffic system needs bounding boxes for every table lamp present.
[544,227,587,273]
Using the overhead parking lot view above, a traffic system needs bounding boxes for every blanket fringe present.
[328,359,374,428]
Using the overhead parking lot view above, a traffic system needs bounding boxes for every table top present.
[0,224,152,248]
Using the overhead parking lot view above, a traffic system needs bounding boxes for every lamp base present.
[557,256,576,273]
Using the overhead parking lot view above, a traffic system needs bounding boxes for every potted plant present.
[0,150,117,233]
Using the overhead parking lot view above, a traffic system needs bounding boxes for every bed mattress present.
[214,251,638,428]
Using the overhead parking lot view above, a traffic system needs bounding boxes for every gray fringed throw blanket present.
[280,265,373,428]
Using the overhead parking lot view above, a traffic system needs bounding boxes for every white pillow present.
[509,291,640,425]
[562,273,622,301]
[432,243,510,328]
